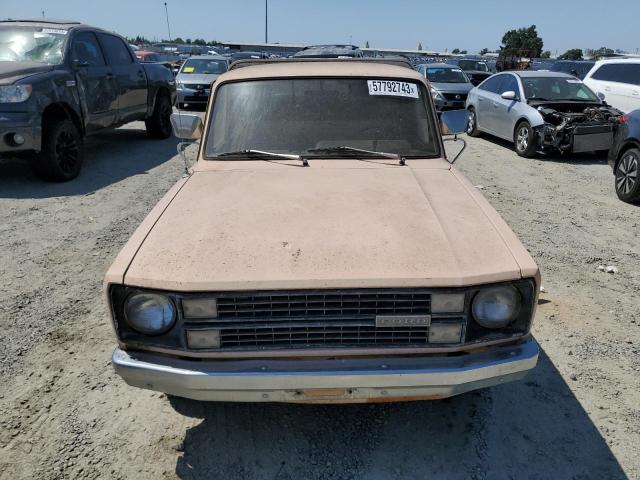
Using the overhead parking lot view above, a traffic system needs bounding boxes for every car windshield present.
[425,67,469,83]
[0,26,67,64]
[522,77,599,102]
[459,60,488,72]
[180,58,227,74]
[204,78,440,159]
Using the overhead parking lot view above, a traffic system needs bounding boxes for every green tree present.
[192,38,207,46]
[585,47,614,59]
[452,48,460,54]
[540,50,551,58]
[460,49,468,54]
[558,48,583,60]
[479,48,490,56]
[173,37,184,44]
[500,25,544,57]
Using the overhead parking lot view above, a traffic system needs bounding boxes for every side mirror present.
[440,109,469,135]
[170,113,203,139]
[73,59,90,68]
[501,90,517,101]
[597,92,606,101]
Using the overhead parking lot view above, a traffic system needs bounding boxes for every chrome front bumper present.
[112,338,538,403]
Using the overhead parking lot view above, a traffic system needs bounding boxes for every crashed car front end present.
[533,102,622,154]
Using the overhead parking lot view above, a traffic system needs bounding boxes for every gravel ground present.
[0,122,638,480]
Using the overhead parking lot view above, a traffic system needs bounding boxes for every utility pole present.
[265,0,268,44]
[164,2,172,42]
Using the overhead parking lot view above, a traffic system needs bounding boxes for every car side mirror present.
[597,92,606,101]
[439,109,469,135]
[501,91,517,101]
[170,113,203,140]
[73,59,90,68]
[439,109,468,164]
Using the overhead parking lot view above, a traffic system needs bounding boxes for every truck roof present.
[0,19,84,28]
[229,57,414,72]
[221,60,424,83]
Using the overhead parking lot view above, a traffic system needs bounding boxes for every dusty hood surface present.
[116,160,536,291]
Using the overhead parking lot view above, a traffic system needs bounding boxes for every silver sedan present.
[465,71,619,157]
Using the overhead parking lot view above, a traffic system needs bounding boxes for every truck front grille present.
[186,289,436,350]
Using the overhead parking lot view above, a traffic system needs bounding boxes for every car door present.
[97,33,148,123]
[475,75,505,135]
[492,74,521,139]
[586,63,639,113]
[69,31,118,132]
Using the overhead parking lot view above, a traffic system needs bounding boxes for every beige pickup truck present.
[105,58,540,403]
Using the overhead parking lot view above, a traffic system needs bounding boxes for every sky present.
[4,0,640,54]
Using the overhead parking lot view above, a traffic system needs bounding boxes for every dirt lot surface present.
[0,122,638,480]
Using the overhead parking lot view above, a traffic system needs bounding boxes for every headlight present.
[472,286,521,328]
[431,87,444,101]
[0,85,32,103]
[124,292,176,335]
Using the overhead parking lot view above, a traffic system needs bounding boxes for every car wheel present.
[514,121,537,158]
[146,94,173,139]
[466,107,481,137]
[615,148,640,203]
[32,119,83,182]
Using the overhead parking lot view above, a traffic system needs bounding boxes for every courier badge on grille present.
[375,315,431,328]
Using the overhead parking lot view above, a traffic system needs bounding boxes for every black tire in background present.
[514,121,538,158]
[145,94,173,139]
[615,147,640,204]
[32,119,83,182]
[466,107,481,137]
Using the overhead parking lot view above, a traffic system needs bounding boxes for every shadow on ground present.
[168,347,626,480]
[0,126,178,199]
[469,134,610,166]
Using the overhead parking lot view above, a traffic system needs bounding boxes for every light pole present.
[164,2,172,42]
[265,0,268,44]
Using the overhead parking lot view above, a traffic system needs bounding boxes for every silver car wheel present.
[616,153,638,195]
[467,110,476,134]
[516,127,529,152]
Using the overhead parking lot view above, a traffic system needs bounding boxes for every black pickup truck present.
[0,19,176,181]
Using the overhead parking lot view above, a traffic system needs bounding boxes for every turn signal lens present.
[431,293,465,313]
[182,298,218,319]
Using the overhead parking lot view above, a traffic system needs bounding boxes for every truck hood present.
[0,61,54,84]
[118,160,535,291]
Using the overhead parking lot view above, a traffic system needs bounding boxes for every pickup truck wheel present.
[615,148,640,204]
[514,121,538,158]
[33,119,83,181]
[466,107,481,137]
[146,94,172,139]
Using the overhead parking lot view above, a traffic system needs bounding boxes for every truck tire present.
[145,94,172,139]
[514,121,538,158]
[32,119,83,182]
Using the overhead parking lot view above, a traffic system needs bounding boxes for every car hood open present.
[114,160,537,291]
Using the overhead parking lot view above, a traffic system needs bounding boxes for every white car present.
[583,58,640,113]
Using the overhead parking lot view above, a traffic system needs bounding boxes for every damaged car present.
[466,71,622,158]
[106,58,540,404]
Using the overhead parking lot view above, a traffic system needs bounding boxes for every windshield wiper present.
[306,146,401,160]
[216,149,308,166]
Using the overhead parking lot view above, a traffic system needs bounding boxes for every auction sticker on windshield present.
[367,80,419,98]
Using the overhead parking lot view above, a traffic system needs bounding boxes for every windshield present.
[522,77,599,102]
[204,78,440,159]
[180,58,227,74]
[458,60,488,72]
[426,67,469,84]
[0,26,66,64]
